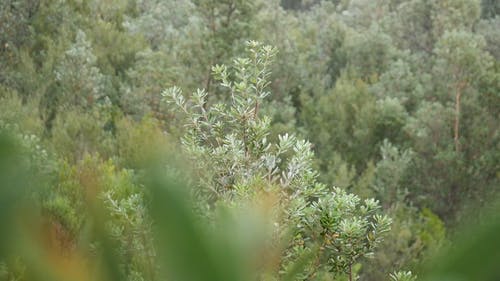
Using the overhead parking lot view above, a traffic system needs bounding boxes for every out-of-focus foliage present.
[0,0,498,280]
[0,131,499,281]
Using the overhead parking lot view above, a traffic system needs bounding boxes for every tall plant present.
[163,41,391,280]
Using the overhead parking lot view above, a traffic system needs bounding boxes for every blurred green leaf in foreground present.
[1,130,499,281]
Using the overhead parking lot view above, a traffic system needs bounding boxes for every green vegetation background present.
[0,0,498,280]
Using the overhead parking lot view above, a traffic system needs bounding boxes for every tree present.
[477,16,500,60]
[55,30,104,108]
[163,41,391,280]
[432,31,493,152]
[382,0,480,55]
[481,0,500,18]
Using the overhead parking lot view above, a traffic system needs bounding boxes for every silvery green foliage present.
[286,187,392,278]
[433,30,493,89]
[477,16,500,60]
[163,41,391,278]
[343,25,396,80]
[54,30,105,107]
[342,0,392,29]
[390,271,416,281]
[373,140,414,203]
[124,0,198,50]
[98,161,155,281]
[162,41,286,201]
[103,189,154,280]
[0,121,54,176]
[370,58,431,110]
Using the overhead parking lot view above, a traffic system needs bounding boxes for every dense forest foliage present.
[0,0,499,280]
